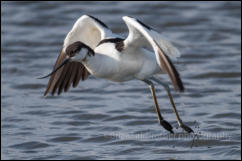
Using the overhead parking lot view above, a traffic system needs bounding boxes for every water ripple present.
[2,1,241,160]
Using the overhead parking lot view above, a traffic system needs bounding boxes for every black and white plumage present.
[40,15,193,133]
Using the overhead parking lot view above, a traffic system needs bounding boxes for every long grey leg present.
[143,79,174,133]
[151,77,193,133]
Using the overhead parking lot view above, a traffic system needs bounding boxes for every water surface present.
[1,1,241,160]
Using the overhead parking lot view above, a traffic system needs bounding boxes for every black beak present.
[37,58,70,79]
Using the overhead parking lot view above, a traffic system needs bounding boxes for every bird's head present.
[37,41,94,79]
[66,41,95,62]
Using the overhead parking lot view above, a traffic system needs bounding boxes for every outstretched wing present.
[122,16,184,92]
[63,15,113,50]
[43,15,113,96]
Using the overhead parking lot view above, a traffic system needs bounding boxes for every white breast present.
[83,43,160,82]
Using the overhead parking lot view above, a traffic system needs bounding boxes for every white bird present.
[39,15,193,133]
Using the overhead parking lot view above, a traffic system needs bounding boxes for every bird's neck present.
[82,52,120,79]
[81,54,104,75]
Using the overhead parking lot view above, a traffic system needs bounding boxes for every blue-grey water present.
[1,1,241,160]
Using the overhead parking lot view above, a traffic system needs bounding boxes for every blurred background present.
[1,1,241,160]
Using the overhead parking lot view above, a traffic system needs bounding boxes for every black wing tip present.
[86,14,109,29]
[155,40,185,93]
[43,89,50,97]
[177,78,185,92]
[136,19,153,30]
[164,53,185,93]
[128,16,153,30]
